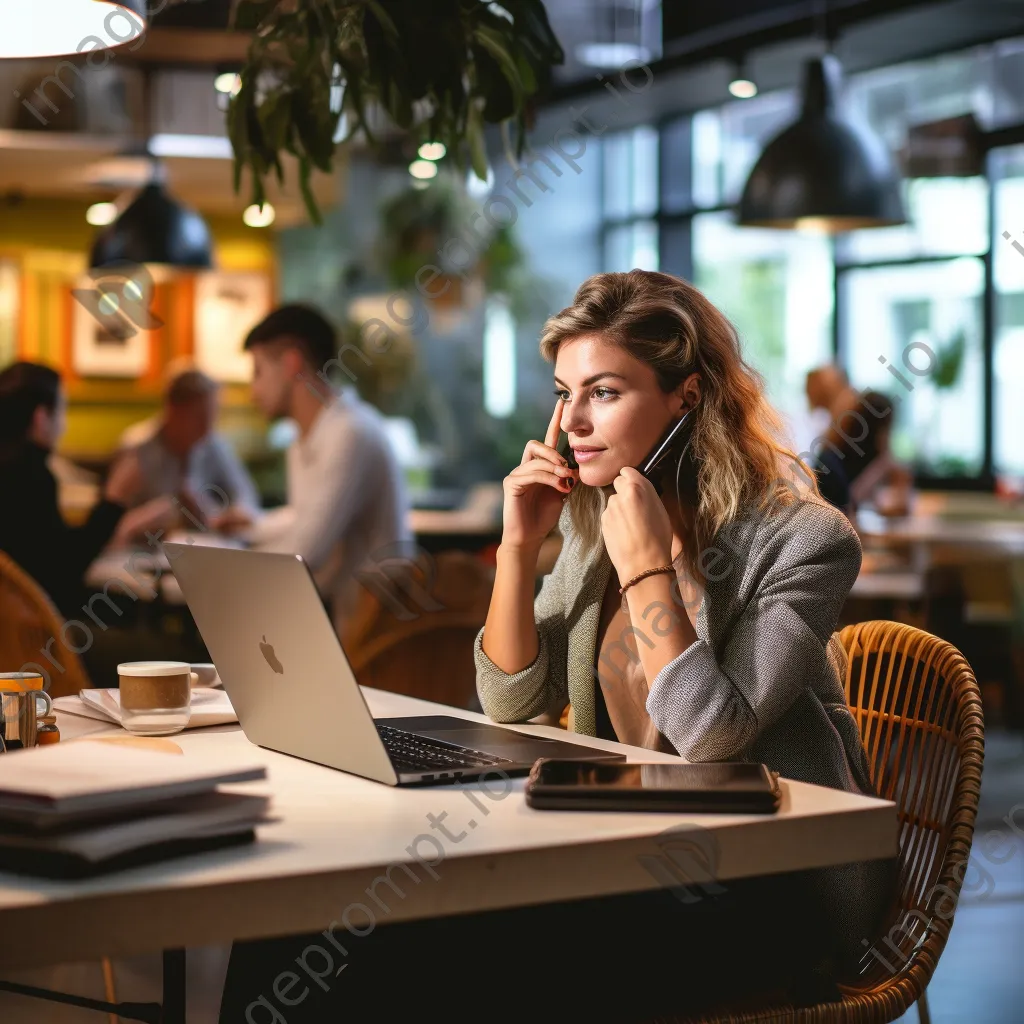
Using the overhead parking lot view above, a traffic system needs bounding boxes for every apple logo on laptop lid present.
[260,636,284,674]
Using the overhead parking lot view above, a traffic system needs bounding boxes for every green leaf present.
[298,156,322,226]
[467,103,489,181]
[258,91,291,154]
[513,0,566,63]
[473,44,515,123]
[473,26,524,98]
[224,0,566,218]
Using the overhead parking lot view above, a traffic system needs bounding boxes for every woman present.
[218,273,895,1023]
[0,361,140,619]
[473,270,896,1015]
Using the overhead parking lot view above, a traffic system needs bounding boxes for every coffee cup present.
[117,661,194,737]
[0,689,54,752]
[0,671,46,694]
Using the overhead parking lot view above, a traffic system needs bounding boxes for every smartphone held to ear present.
[637,408,697,481]
[557,434,578,469]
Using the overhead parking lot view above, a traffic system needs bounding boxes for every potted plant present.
[377,171,556,323]
[227,0,564,222]
[919,326,967,473]
[377,175,478,307]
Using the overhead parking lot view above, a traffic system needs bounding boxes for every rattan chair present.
[0,551,93,698]
[0,551,113,1013]
[341,549,494,710]
[656,619,985,1024]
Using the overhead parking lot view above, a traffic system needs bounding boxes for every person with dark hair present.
[225,303,410,636]
[113,359,260,542]
[812,390,913,517]
[0,360,141,618]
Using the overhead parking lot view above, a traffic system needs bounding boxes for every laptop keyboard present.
[377,724,515,775]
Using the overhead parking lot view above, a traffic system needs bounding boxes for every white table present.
[849,570,925,601]
[855,509,1024,576]
[0,688,897,980]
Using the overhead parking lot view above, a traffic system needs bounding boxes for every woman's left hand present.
[601,467,675,583]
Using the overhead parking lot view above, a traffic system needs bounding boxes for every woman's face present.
[554,334,691,488]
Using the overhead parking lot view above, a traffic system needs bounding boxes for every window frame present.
[613,64,1024,491]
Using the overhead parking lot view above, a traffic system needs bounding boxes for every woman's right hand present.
[500,399,578,551]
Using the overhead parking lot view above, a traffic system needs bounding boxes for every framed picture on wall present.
[193,270,273,383]
[70,273,153,378]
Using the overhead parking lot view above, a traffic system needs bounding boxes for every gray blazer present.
[475,495,897,973]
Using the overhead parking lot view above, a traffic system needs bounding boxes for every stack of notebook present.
[0,741,271,878]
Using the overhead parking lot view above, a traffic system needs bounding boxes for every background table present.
[0,688,898,972]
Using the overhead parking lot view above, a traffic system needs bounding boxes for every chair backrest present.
[0,551,93,698]
[341,549,494,710]
[838,619,984,1002]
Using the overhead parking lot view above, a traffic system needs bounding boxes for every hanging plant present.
[377,174,554,320]
[227,0,564,224]
[378,175,478,291]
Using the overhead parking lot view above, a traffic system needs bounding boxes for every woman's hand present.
[500,399,578,552]
[602,467,674,583]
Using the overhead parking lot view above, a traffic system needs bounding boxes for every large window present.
[835,44,1013,484]
[692,213,833,432]
[841,259,986,476]
[601,126,659,271]
[993,145,1024,478]
[836,176,990,478]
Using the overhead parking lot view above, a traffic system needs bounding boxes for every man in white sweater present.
[223,304,412,636]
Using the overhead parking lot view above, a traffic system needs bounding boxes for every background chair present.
[656,620,984,1024]
[341,549,494,710]
[0,552,114,1016]
[0,551,93,699]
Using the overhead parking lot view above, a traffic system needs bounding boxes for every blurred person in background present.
[0,361,141,619]
[812,390,913,518]
[113,361,260,543]
[803,364,860,448]
[226,303,411,636]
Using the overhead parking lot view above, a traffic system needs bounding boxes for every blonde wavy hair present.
[539,270,817,581]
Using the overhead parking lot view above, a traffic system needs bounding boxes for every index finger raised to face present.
[544,397,564,450]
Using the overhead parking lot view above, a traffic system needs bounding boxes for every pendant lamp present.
[1,1,148,59]
[89,178,213,270]
[89,62,214,272]
[737,53,906,231]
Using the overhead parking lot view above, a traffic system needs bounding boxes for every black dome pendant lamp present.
[89,61,213,272]
[89,169,214,270]
[737,52,906,231]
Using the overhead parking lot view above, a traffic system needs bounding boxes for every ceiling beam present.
[131,28,251,66]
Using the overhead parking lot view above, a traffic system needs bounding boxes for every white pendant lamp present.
[0,1,148,60]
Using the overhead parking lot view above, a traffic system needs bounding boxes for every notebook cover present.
[0,828,257,880]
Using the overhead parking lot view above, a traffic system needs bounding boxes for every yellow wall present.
[0,197,276,459]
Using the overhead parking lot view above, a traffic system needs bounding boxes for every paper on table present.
[0,741,266,823]
[52,687,237,729]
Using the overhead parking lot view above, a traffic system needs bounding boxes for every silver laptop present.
[165,544,622,786]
